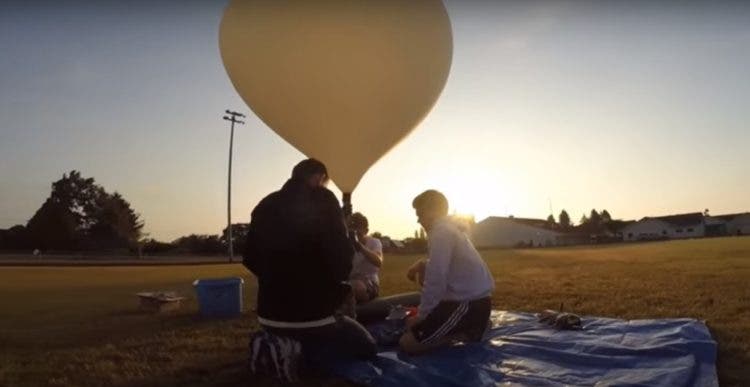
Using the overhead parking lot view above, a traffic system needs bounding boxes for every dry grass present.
[1,237,749,386]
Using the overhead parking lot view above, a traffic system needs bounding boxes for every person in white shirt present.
[399,189,495,354]
[348,212,384,303]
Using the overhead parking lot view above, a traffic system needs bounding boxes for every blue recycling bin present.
[193,277,244,318]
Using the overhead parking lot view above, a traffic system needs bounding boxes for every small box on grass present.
[136,292,185,313]
[193,277,244,318]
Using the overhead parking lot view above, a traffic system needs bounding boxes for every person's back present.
[243,159,376,377]
[246,178,352,323]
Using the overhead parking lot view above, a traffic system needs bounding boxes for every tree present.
[49,170,106,233]
[579,214,589,226]
[173,234,224,255]
[601,209,612,223]
[88,192,144,250]
[371,231,383,239]
[26,198,78,250]
[221,223,249,254]
[546,214,556,225]
[0,225,29,250]
[25,171,144,251]
[589,209,602,226]
[559,210,571,229]
[140,238,175,254]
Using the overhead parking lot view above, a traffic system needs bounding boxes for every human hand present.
[406,259,426,285]
[405,315,421,329]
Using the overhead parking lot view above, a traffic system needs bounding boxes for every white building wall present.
[671,223,704,239]
[728,214,750,235]
[471,219,562,248]
[621,219,704,241]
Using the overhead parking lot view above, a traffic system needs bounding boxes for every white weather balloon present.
[220,0,452,201]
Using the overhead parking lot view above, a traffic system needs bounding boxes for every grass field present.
[1,237,749,386]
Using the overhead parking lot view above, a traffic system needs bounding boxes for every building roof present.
[477,216,558,231]
[641,212,704,227]
[478,216,638,234]
[378,236,405,249]
[713,212,750,222]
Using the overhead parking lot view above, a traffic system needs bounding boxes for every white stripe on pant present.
[422,301,469,344]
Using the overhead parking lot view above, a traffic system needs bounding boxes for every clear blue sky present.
[2,1,749,241]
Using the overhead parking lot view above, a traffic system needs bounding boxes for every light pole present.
[223,110,245,262]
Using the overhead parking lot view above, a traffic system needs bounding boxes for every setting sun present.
[435,170,509,222]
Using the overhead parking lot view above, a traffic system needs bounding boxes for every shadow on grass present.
[710,325,750,387]
[106,308,242,327]
[17,309,256,352]
[112,359,357,387]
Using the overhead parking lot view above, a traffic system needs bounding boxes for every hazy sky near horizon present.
[2,1,749,241]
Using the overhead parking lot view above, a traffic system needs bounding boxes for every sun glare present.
[436,172,506,222]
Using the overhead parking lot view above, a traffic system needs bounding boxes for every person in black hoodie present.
[243,158,376,364]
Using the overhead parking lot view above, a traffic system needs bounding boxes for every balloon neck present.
[342,192,352,218]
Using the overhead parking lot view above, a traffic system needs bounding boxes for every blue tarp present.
[334,311,718,387]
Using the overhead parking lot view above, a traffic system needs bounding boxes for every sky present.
[1,1,749,241]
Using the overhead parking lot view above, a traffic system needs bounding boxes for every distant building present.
[554,231,591,246]
[468,210,747,248]
[704,215,729,237]
[471,216,562,248]
[604,219,636,238]
[378,236,405,251]
[713,213,750,236]
[621,212,705,242]
[588,219,636,244]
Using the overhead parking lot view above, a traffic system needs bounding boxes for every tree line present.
[1,171,629,256]
[546,208,626,234]
[0,171,243,256]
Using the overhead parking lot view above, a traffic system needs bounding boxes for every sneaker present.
[249,330,302,382]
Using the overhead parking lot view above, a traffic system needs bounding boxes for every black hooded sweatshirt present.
[242,178,354,323]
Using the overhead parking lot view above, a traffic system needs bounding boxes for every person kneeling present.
[244,160,376,380]
[399,190,495,354]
